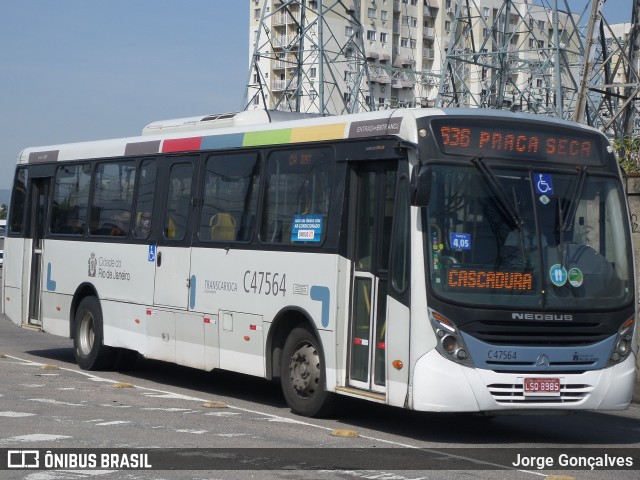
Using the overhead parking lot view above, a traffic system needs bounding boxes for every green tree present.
[0,203,7,220]
[613,136,640,175]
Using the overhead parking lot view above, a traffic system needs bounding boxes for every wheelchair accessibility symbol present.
[535,173,553,195]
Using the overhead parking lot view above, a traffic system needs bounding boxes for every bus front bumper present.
[411,349,636,413]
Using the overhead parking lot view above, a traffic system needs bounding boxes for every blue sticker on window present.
[291,214,323,243]
[535,173,554,195]
[550,264,567,287]
[450,233,471,250]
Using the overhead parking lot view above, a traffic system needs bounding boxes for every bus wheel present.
[281,327,333,417]
[74,296,114,371]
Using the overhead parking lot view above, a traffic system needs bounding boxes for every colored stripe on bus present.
[162,136,203,153]
[242,128,292,147]
[124,140,161,156]
[290,124,346,143]
[201,133,244,150]
[137,123,349,155]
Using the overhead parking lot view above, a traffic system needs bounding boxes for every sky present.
[0,0,633,191]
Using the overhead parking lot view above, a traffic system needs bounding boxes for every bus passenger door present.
[347,163,396,394]
[153,161,194,309]
[26,178,51,326]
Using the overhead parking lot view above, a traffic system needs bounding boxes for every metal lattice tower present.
[244,0,374,115]
[435,0,639,138]
[243,0,638,137]
[574,0,640,138]
[436,0,587,118]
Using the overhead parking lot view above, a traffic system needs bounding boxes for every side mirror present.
[410,165,432,207]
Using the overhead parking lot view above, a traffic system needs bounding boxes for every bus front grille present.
[487,382,592,404]
[461,320,612,347]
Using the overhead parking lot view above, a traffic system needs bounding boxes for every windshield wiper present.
[471,156,523,230]
[561,166,588,232]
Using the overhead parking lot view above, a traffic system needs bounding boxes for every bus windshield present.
[425,164,633,310]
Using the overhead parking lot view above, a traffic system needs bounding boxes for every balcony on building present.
[369,65,392,85]
[423,27,435,40]
[272,78,299,92]
[273,58,287,70]
[272,11,301,26]
[367,51,380,61]
[422,48,435,60]
[273,35,292,49]
[393,1,401,13]
[424,0,438,16]
[392,55,415,68]
[391,78,415,89]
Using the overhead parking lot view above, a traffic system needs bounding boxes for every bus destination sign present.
[432,120,602,165]
[447,268,534,292]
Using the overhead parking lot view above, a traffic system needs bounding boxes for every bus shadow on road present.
[25,346,640,446]
[26,348,287,410]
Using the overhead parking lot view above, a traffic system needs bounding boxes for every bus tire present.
[73,296,114,371]
[280,326,334,417]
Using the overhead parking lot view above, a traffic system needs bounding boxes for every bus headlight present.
[429,309,474,367]
[607,317,635,366]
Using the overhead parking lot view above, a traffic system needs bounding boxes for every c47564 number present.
[244,271,287,297]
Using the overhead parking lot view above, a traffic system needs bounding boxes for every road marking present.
[29,398,84,407]
[175,429,207,434]
[0,411,36,417]
[23,471,116,479]
[94,421,131,426]
[0,433,71,444]
[141,391,198,400]
[266,416,307,424]
[141,407,194,412]
[4,353,547,477]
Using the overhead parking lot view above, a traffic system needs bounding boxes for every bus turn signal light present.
[392,360,403,370]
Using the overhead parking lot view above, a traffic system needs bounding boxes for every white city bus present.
[2,108,636,416]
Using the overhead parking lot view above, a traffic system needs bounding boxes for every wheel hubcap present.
[289,342,320,398]
[78,311,95,356]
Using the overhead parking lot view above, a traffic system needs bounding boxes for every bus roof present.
[17,108,605,164]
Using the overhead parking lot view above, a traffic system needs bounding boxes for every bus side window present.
[133,159,157,240]
[260,148,333,245]
[164,163,192,241]
[9,168,28,234]
[51,164,91,235]
[199,153,260,243]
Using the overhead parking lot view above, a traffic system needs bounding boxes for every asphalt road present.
[0,271,639,479]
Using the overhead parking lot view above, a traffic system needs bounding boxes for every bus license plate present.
[523,377,561,396]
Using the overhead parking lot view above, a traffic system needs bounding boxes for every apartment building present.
[247,0,579,114]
